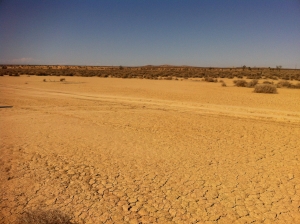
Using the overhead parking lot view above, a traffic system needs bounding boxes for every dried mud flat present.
[1,76,300,224]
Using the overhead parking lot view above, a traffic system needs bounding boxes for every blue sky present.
[0,0,299,68]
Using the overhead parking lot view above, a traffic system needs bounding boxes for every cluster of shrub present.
[1,68,300,81]
[233,79,276,93]
[233,79,300,89]
[2,67,300,94]
[232,79,300,94]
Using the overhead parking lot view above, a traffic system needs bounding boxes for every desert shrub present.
[204,77,217,82]
[278,81,300,89]
[294,82,300,89]
[246,79,258,87]
[270,76,278,80]
[277,81,292,88]
[37,72,49,76]
[262,81,273,84]
[204,77,214,82]
[234,80,248,87]
[254,84,277,94]
[282,75,290,80]
[221,82,227,87]
[17,210,74,224]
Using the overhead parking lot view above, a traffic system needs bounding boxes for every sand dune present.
[1,76,300,223]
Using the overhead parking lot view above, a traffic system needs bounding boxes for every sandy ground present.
[1,76,300,224]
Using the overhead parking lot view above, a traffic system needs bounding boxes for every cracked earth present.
[1,76,300,223]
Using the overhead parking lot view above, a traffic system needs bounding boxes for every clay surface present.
[1,76,300,223]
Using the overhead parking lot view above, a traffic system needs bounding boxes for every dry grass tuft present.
[233,80,248,87]
[254,84,277,94]
[277,80,300,89]
[221,82,227,87]
[204,77,218,82]
[246,79,258,87]
[17,210,75,224]
[263,80,274,84]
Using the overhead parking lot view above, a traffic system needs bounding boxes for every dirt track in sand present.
[1,76,300,223]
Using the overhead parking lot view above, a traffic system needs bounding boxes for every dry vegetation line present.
[2,84,300,125]
[1,80,300,224]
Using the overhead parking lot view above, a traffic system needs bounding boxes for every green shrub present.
[254,84,277,94]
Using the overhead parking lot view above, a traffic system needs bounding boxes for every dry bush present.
[263,81,274,84]
[204,77,214,82]
[277,80,300,89]
[37,72,49,76]
[233,80,248,87]
[246,79,258,87]
[204,77,217,82]
[277,80,292,88]
[254,84,277,94]
[17,210,75,224]
[221,82,227,87]
[294,83,300,89]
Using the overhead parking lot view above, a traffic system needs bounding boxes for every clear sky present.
[0,0,299,68]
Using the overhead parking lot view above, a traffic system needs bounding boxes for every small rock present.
[128,198,137,203]
[89,179,95,185]
[67,170,75,175]
[169,208,176,217]
[138,208,149,216]
[130,206,139,212]
[122,205,130,211]
[288,174,294,180]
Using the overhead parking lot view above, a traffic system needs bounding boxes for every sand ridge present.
[1,76,300,223]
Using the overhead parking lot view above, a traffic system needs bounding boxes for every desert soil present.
[1,76,300,224]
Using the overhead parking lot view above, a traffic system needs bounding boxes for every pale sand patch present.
[1,76,300,223]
